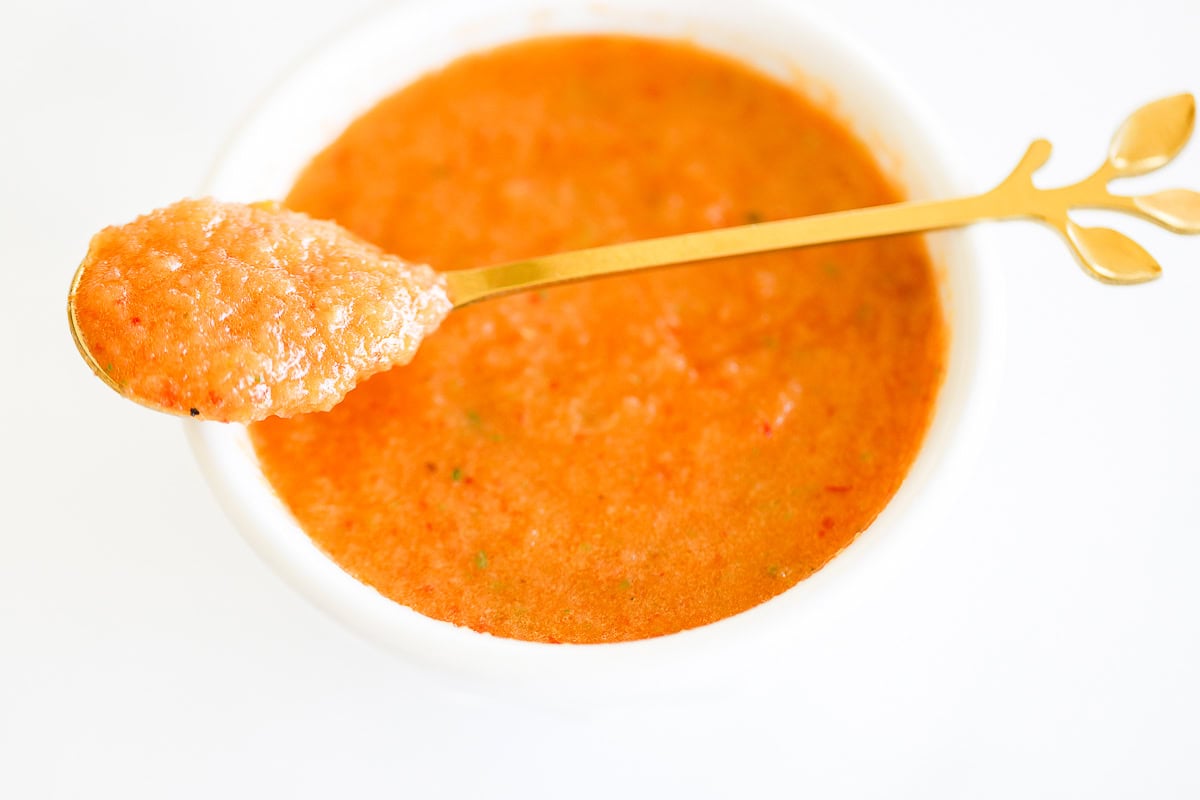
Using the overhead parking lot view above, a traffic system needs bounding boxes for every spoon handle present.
[445,191,1001,306]
[445,93,1198,306]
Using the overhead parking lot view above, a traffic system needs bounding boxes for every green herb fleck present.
[103,363,115,375]
[822,262,841,278]
[474,550,488,569]
[766,564,781,577]
[618,579,632,592]
[451,467,463,482]
[465,409,502,442]
[746,210,764,224]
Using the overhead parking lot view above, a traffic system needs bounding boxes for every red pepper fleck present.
[129,316,141,326]
[761,421,772,436]
[825,485,851,493]
[464,476,475,485]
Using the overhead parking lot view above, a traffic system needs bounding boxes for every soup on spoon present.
[70,197,451,422]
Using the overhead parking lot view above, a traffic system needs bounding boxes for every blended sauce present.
[73,199,449,422]
[251,36,947,643]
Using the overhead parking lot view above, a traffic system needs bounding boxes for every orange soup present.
[250,36,947,643]
[72,199,449,422]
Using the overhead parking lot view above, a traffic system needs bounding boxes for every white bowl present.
[188,0,1001,702]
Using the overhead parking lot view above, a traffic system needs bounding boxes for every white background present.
[2,0,1198,796]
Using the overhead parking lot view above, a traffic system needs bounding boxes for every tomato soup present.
[250,36,947,643]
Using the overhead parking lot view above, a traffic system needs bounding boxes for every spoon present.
[69,93,1200,423]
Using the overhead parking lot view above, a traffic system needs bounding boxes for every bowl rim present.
[187,0,1004,702]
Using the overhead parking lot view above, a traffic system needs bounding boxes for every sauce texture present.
[251,36,948,643]
[73,198,450,422]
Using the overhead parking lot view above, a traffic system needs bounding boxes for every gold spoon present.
[447,93,1198,302]
[69,93,1200,421]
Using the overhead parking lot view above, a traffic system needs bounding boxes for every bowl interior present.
[189,0,997,700]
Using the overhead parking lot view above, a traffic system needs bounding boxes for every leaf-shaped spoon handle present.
[1107,94,1195,176]
[446,93,1199,304]
[1133,190,1200,234]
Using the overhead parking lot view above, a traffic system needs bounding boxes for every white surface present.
[1,0,1197,796]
